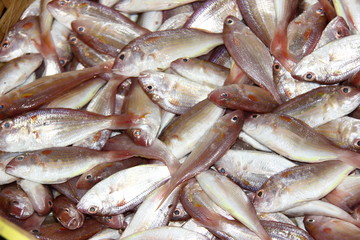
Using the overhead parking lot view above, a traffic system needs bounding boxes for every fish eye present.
[273,63,281,71]
[69,36,77,43]
[226,18,234,25]
[119,54,125,60]
[0,104,5,109]
[132,129,141,137]
[88,206,98,214]
[11,200,19,205]
[78,26,85,32]
[16,155,24,161]
[86,174,92,180]
[2,41,9,48]
[341,87,350,94]
[146,85,153,90]
[336,30,343,38]
[251,114,259,119]
[303,72,316,81]
[220,92,228,98]
[231,116,239,122]
[59,59,66,66]
[59,0,66,5]
[105,216,112,219]
[306,218,315,223]
[2,120,13,129]
[219,168,226,173]
[31,229,39,234]
[64,208,69,213]
[48,201,53,206]
[354,139,360,148]
[182,58,189,62]
[174,209,181,215]
[316,8,325,16]
[256,190,264,198]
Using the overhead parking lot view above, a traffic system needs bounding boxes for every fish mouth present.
[5,164,15,173]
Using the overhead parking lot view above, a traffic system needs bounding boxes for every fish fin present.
[271,27,296,72]
[338,150,360,169]
[108,114,140,130]
[155,180,178,210]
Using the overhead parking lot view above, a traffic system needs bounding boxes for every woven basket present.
[0,0,36,41]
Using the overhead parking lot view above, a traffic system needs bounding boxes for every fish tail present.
[155,180,177,210]
[338,150,360,169]
[108,114,140,130]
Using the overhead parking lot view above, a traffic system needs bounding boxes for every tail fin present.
[338,149,360,169]
[108,114,140,130]
[155,180,178,210]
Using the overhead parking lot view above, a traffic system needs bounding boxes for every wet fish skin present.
[291,35,360,84]
[253,160,354,213]
[0,152,22,185]
[76,158,148,190]
[304,215,360,240]
[214,149,296,192]
[159,99,225,159]
[114,0,200,13]
[170,57,229,86]
[0,54,43,95]
[208,84,279,113]
[92,214,125,229]
[52,195,85,230]
[112,28,223,77]
[0,108,137,152]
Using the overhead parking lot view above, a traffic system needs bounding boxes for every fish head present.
[208,85,238,108]
[56,207,85,230]
[0,17,40,62]
[138,71,166,103]
[47,0,78,28]
[252,184,282,213]
[243,113,265,132]
[127,124,155,147]
[113,46,143,77]
[98,214,124,229]
[77,192,106,215]
[291,55,328,83]
[5,153,35,177]
[333,86,360,107]
[5,192,34,219]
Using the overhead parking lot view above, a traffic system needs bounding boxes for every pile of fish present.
[1,0,360,239]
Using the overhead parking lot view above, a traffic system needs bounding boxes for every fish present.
[138,70,217,114]
[184,0,241,33]
[196,170,271,240]
[17,180,53,216]
[159,99,224,159]
[243,113,360,168]
[208,84,279,113]
[304,215,360,240]
[291,35,360,84]
[0,108,137,152]
[114,0,201,13]
[52,195,85,230]
[0,63,111,119]
[77,164,170,215]
[223,16,282,104]
[253,160,354,212]
[0,184,34,219]
[112,28,223,77]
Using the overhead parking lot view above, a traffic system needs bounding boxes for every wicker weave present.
[0,0,36,41]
